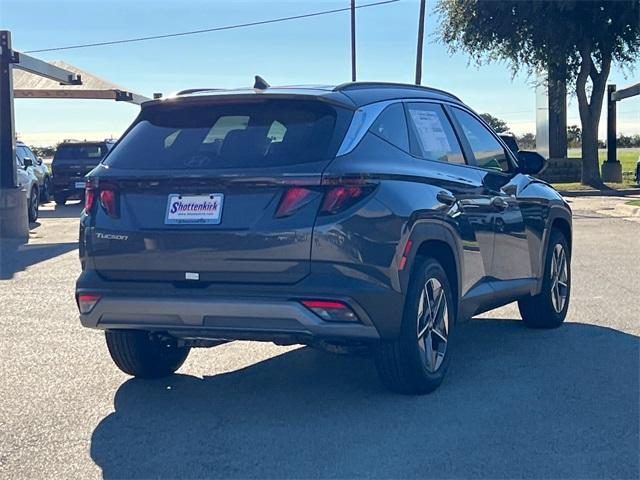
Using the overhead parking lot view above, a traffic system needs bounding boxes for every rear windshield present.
[54,143,108,160]
[104,99,352,170]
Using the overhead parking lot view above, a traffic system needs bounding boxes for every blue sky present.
[3,0,638,146]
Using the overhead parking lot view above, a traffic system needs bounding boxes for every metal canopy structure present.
[13,60,150,105]
[0,29,150,240]
[605,82,640,181]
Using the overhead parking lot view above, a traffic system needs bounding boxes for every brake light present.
[84,184,96,211]
[275,187,316,218]
[76,293,101,314]
[100,189,118,218]
[301,299,359,322]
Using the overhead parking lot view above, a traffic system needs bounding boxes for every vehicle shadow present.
[0,240,77,279]
[90,319,639,479]
[37,201,83,219]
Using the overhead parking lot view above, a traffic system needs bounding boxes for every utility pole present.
[415,0,426,85]
[351,0,357,81]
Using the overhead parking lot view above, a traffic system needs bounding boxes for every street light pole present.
[351,0,357,82]
[415,0,426,85]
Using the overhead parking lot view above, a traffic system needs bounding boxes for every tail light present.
[275,179,376,219]
[100,189,118,218]
[319,178,377,216]
[84,181,118,218]
[76,293,101,314]
[84,182,96,211]
[275,187,317,218]
[320,186,364,214]
[301,300,359,322]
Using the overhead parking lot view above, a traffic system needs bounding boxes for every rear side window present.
[104,100,352,170]
[54,143,108,160]
[451,108,512,172]
[369,103,410,152]
[406,103,465,164]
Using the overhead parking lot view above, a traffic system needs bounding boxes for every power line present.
[25,0,399,54]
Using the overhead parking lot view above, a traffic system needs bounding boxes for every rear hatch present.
[52,142,109,184]
[87,97,353,284]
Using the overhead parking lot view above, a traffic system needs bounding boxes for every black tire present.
[518,230,571,329]
[53,193,67,206]
[40,177,52,202]
[105,330,191,379]
[28,186,39,222]
[374,257,455,394]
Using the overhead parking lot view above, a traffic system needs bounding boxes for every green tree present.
[437,0,640,186]
[567,125,582,148]
[479,113,509,133]
[517,133,536,150]
[30,145,56,158]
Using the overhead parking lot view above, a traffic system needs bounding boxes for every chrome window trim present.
[336,100,398,157]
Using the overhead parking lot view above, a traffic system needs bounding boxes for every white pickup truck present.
[15,154,40,222]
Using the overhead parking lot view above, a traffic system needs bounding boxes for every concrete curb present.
[558,188,640,197]
[614,203,640,217]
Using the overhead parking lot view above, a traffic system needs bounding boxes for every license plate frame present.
[164,193,224,225]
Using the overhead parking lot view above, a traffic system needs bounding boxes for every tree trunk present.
[548,61,567,159]
[580,113,601,186]
[577,49,612,187]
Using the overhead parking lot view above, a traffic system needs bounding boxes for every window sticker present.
[409,108,452,153]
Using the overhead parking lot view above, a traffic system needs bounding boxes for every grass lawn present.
[567,147,639,174]
[551,181,638,191]
[626,199,640,207]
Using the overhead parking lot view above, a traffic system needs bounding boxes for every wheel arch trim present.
[535,205,572,295]
[402,219,463,317]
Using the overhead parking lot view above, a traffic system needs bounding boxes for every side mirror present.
[22,158,33,168]
[499,134,519,155]
[517,150,546,175]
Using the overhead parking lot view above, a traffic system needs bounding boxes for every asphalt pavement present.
[0,198,638,479]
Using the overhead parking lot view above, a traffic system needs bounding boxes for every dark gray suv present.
[76,82,572,394]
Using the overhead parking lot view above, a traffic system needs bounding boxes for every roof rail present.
[333,82,460,101]
[174,88,226,96]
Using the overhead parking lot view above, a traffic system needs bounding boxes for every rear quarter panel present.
[312,134,484,320]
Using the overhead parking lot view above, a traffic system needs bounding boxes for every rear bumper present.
[77,262,406,341]
[52,176,88,196]
[79,295,379,343]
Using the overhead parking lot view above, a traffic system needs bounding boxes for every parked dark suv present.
[52,139,115,205]
[76,82,572,394]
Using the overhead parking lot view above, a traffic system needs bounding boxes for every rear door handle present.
[436,191,457,206]
[491,196,509,211]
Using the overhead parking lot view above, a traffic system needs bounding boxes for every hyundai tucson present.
[76,82,572,394]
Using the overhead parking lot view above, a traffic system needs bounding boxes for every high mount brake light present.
[301,299,359,322]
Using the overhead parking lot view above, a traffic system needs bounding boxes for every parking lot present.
[1,197,638,479]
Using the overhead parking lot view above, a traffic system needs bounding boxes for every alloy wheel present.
[416,277,449,372]
[550,243,568,313]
